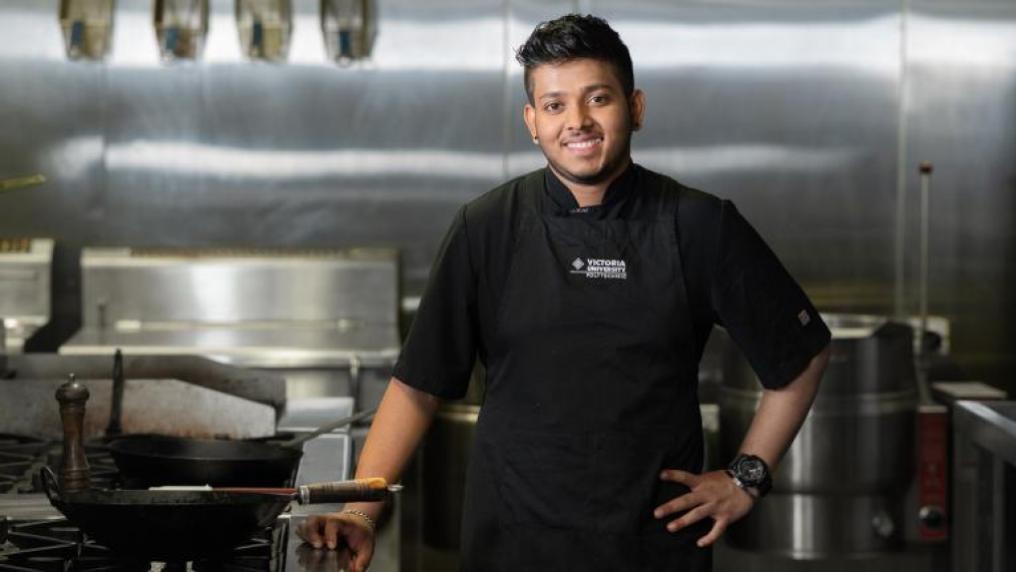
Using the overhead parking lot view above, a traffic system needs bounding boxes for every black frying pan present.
[41,466,390,559]
[106,408,376,487]
[102,349,374,487]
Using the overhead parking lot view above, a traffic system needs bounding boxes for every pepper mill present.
[56,373,91,493]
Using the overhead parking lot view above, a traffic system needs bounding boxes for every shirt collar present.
[544,162,638,216]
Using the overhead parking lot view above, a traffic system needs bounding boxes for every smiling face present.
[523,58,644,190]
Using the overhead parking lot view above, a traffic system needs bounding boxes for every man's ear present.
[630,89,646,131]
[523,104,538,141]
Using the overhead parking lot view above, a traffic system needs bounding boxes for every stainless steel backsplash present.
[0,0,1013,392]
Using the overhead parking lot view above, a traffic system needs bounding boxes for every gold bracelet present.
[341,509,376,533]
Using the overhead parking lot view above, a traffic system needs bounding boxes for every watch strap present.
[726,470,760,500]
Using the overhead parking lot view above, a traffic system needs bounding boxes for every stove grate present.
[0,520,285,572]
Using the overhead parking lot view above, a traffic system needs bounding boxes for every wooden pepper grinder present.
[56,373,91,493]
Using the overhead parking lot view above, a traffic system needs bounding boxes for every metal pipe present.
[894,0,912,320]
[918,161,933,357]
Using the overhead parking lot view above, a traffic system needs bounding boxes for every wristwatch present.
[726,454,772,499]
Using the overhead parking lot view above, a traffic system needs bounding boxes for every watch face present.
[738,457,766,484]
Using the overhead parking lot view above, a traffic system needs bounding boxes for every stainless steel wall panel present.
[78,247,399,326]
[904,0,1016,391]
[95,0,506,292]
[0,0,106,239]
[589,1,903,313]
[0,240,53,321]
[0,0,1014,391]
[0,239,55,351]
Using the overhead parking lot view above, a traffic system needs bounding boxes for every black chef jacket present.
[395,163,830,396]
[393,163,830,570]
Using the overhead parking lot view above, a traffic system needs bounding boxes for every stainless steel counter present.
[951,400,1016,572]
[61,325,400,368]
[287,503,401,572]
[0,238,54,352]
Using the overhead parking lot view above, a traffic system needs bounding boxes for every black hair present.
[515,14,634,104]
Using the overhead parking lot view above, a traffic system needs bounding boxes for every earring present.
[532,135,539,144]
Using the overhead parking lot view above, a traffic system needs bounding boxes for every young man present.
[299,14,830,572]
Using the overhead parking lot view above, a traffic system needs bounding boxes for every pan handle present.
[280,407,377,449]
[105,349,125,436]
[297,478,394,504]
[40,466,63,503]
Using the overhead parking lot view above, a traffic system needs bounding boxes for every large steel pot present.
[421,403,479,550]
[719,314,917,558]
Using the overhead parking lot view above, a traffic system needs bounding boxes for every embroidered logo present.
[798,310,811,326]
[570,257,627,280]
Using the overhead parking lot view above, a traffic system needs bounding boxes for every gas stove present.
[0,433,287,572]
[0,518,286,572]
[0,413,354,572]
[0,434,118,495]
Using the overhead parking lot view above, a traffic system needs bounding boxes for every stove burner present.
[0,435,51,494]
[0,434,119,494]
[0,519,286,572]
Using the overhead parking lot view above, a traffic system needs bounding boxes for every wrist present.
[342,501,383,521]
[726,472,760,500]
[340,509,377,534]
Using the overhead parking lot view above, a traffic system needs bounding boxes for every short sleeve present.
[392,207,478,399]
[710,200,830,389]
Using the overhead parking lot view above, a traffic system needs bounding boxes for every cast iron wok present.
[105,407,375,487]
[41,466,390,560]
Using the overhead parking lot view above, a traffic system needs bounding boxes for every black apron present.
[460,170,712,571]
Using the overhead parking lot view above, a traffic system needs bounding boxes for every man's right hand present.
[296,512,376,572]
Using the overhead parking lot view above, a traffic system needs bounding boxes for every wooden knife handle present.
[55,374,91,493]
[298,478,392,504]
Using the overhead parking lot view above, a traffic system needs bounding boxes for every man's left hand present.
[653,469,755,548]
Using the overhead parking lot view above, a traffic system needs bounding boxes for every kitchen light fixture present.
[154,0,209,61]
[59,0,115,61]
[236,0,293,62]
[321,0,377,65]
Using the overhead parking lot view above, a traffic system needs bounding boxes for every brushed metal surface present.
[420,403,479,550]
[60,245,400,369]
[903,0,1016,393]
[0,239,53,320]
[951,400,1016,572]
[59,326,400,367]
[727,494,906,558]
[0,0,1013,397]
[0,239,55,351]
[76,246,399,326]
[719,316,917,556]
[96,0,505,295]
[585,0,902,314]
[721,317,917,492]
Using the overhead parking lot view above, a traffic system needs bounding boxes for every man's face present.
[523,58,644,187]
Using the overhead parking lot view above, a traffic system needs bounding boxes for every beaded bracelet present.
[341,509,377,534]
